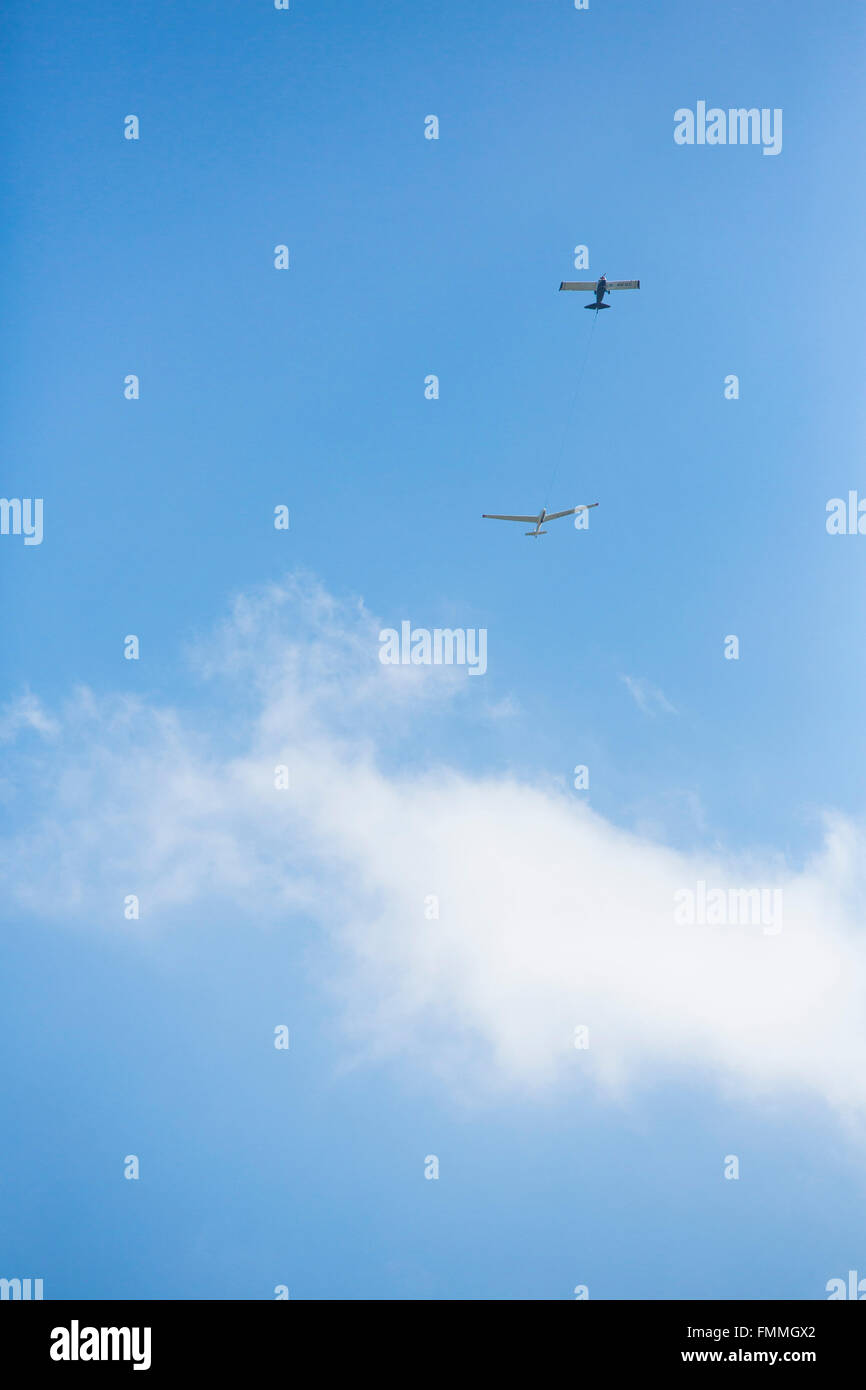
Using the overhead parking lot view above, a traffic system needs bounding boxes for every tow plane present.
[559,273,640,311]
[482,503,598,537]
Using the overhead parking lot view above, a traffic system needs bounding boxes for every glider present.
[482,503,598,537]
[559,274,640,311]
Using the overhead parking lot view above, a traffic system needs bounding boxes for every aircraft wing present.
[605,280,640,289]
[483,513,539,523]
[559,281,597,291]
[546,503,599,521]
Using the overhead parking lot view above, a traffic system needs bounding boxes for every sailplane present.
[482,503,598,537]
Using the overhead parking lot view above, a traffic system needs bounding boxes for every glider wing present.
[545,503,599,522]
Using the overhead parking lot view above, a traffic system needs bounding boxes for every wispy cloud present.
[484,694,521,720]
[2,575,865,1124]
[621,674,678,716]
[0,692,59,742]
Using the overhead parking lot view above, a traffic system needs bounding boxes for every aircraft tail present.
[525,530,548,536]
[584,302,610,311]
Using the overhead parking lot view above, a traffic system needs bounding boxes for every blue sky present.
[2,0,866,1300]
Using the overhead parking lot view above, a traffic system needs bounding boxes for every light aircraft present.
[559,273,640,311]
[482,503,598,537]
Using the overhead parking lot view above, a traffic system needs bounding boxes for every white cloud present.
[2,575,866,1123]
